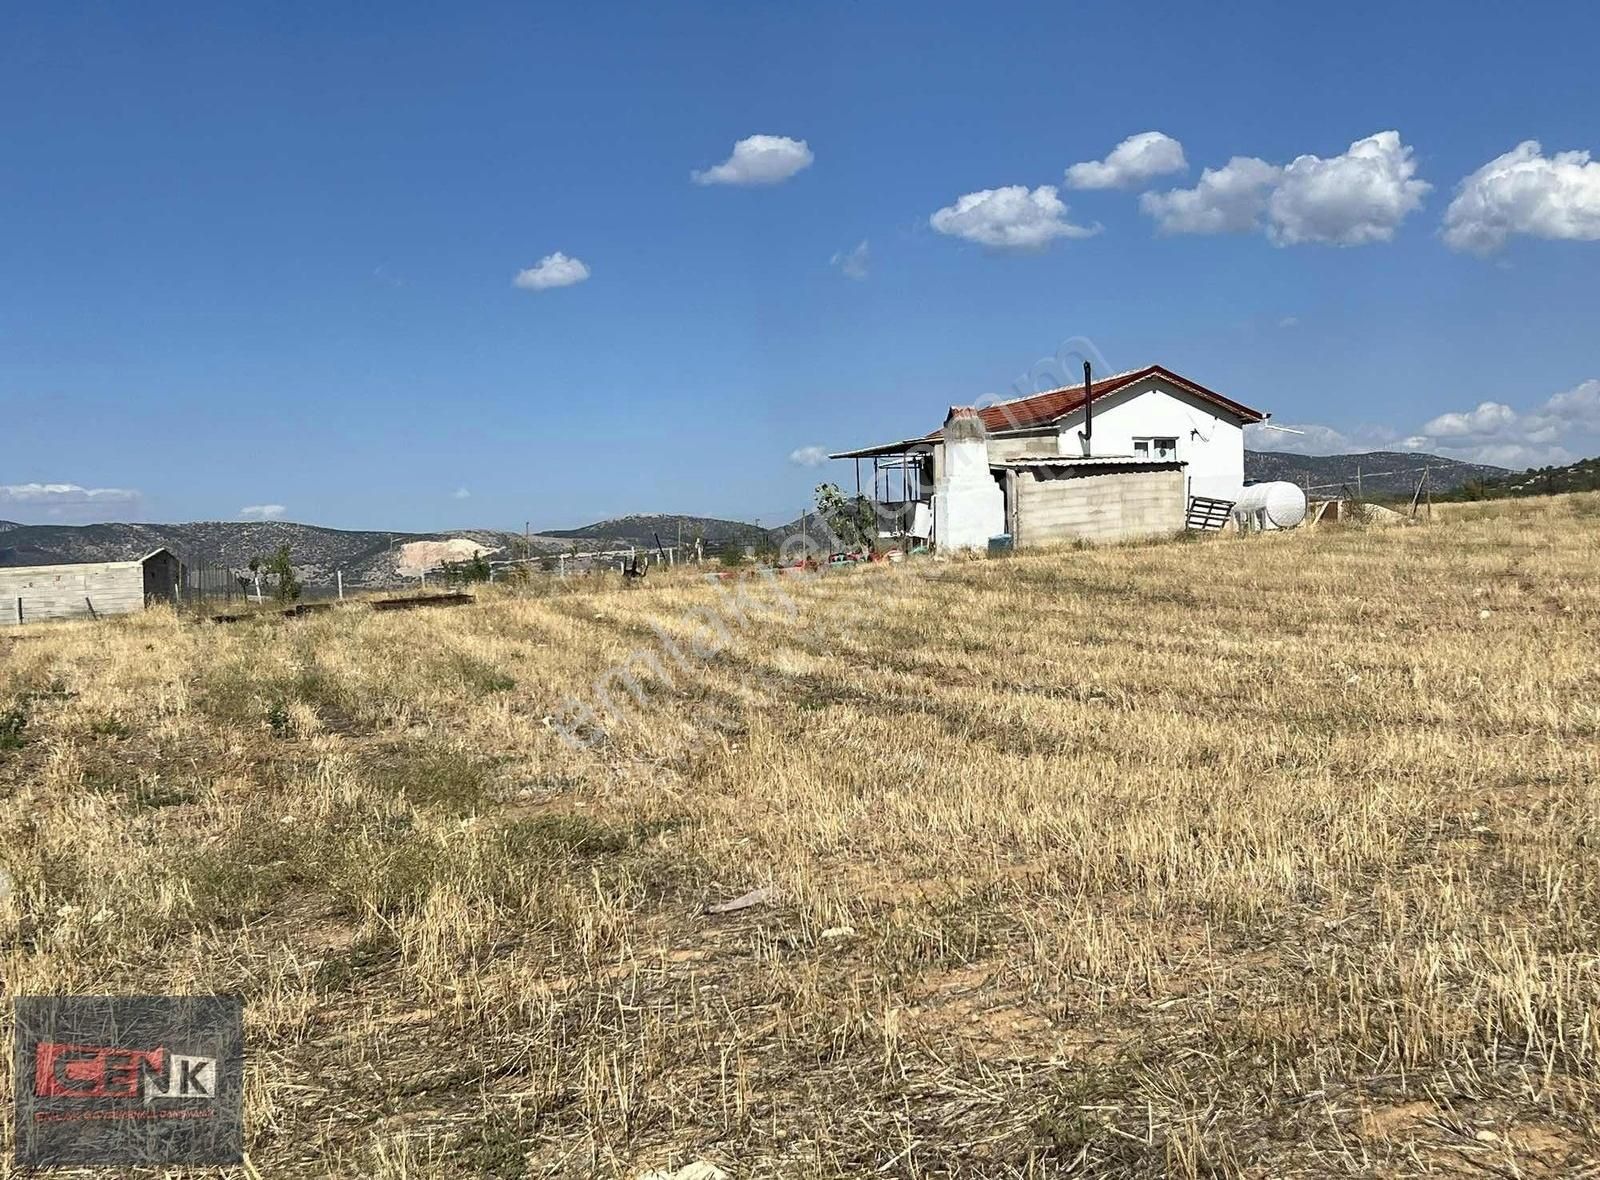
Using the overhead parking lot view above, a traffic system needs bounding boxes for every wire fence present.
[1298,464,1442,495]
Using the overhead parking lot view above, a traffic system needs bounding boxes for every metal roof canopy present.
[828,439,936,460]
[991,456,1187,469]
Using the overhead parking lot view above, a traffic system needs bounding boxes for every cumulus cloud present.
[1141,132,1429,246]
[513,252,591,291]
[1267,131,1430,246]
[1141,156,1280,235]
[929,185,1100,252]
[1246,378,1600,468]
[0,483,140,522]
[0,482,140,508]
[1066,131,1187,190]
[831,240,870,280]
[240,504,287,520]
[789,445,829,467]
[452,487,471,500]
[692,134,813,186]
[1443,141,1600,254]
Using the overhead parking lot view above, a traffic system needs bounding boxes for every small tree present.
[260,546,302,603]
[440,553,493,585]
[815,483,874,551]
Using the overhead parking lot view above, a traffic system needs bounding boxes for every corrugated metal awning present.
[828,439,937,460]
[991,455,1186,469]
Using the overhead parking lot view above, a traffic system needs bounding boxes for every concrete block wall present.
[0,562,147,626]
[1014,469,1185,546]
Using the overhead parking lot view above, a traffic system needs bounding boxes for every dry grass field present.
[3,493,1599,1178]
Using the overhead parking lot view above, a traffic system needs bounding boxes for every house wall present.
[0,561,146,626]
[1013,468,1186,547]
[1053,376,1248,502]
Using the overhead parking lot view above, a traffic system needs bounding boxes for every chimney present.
[1077,361,1093,455]
[934,405,1004,552]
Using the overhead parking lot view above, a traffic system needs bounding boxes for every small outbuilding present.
[995,456,1187,547]
[0,548,186,626]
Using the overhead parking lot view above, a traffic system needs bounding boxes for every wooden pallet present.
[1186,496,1235,531]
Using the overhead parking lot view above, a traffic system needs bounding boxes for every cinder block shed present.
[0,548,186,626]
[995,457,1187,547]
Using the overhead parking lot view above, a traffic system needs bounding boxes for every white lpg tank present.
[1233,481,1307,531]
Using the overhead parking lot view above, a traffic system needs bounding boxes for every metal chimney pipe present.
[1078,360,1093,453]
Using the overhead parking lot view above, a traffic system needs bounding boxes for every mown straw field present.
[3,494,1598,1177]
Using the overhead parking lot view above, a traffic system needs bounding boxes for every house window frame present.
[1134,436,1179,461]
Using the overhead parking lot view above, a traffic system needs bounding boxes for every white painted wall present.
[934,426,1005,552]
[1053,377,1249,502]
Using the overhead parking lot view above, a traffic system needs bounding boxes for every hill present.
[1435,455,1600,501]
[0,520,541,590]
[539,513,772,554]
[0,513,789,584]
[1244,449,1510,497]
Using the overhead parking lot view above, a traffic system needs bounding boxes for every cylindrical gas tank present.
[1233,481,1307,530]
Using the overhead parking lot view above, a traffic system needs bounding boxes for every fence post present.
[337,570,344,601]
[15,597,21,625]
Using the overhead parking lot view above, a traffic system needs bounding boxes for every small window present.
[1133,437,1178,460]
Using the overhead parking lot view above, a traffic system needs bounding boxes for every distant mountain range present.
[0,515,785,585]
[1243,450,1509,498]
[0,520,542,589]
[0,450,1560,580]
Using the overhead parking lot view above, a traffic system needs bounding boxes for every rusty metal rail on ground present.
[207,592,474,624]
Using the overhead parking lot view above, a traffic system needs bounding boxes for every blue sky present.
[3,2,1598,529]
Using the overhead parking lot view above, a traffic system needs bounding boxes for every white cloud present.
[831,240,870,280]
[514,252,590,291]
[452,487,471,500]
[1267,131,1430,246]
[1246,377,1600,468]
[1066,131,1187,190]
[1278,316,1300,329]
[1420,401,1519,439]
[1141,132,1429,246]
[1141,156,1281,235]
[929,185,1099,252]
[692,134,813,186]
[240,504,287,520]
[1443,140,1600,254]
[789,445,829,467]
[0,482,140,507]
[1245,422,1397,455]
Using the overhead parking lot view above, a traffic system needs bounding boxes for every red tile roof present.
[926,364,1268,438]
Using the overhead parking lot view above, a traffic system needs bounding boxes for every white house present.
[830,364,1270,550]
